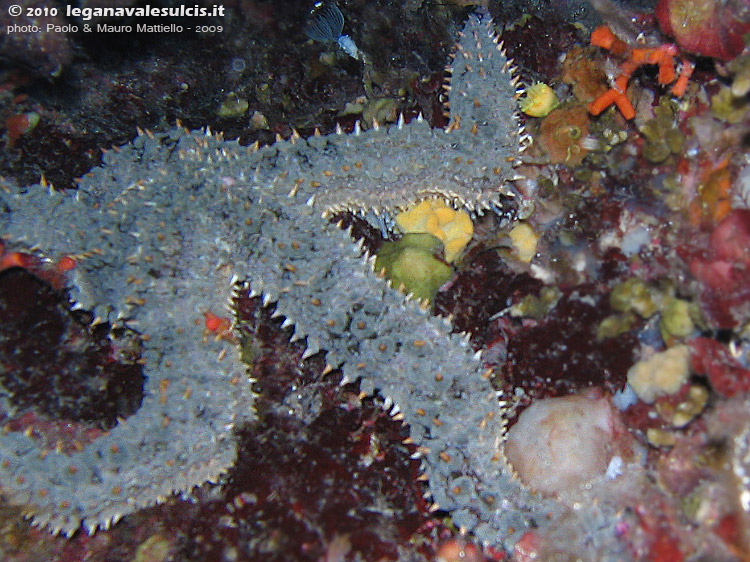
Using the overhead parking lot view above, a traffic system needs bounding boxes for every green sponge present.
[374,233,453,303]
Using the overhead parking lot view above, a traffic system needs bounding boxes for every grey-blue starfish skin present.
[0,9,573,553]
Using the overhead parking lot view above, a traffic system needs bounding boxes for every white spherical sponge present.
[504,392,639,496]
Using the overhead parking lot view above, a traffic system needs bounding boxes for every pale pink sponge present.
[504,392,641,496]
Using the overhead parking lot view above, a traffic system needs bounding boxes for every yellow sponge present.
[627,345,691,403]
[395,200,473,263]
[509,222,539,263]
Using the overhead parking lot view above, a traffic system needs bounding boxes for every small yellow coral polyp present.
[520,83,560,117]
[395,199,473,263]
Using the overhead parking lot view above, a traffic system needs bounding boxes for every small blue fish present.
[304,1,363,61]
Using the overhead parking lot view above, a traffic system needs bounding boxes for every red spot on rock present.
[5,112,38,147]
[435,538,487,562]
[656,0,750,61]
[56,255,76,273]
[633,499,685,562]
[647,532,684,562]
[709,209,750,264]
[682,210,750,328]
[203,311,231,334]
[0,248,33,272]
[714,513,741,550]
[513,531,543,562]
[689,337,750,398]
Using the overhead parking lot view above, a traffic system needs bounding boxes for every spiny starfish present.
[1,9,569,554]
